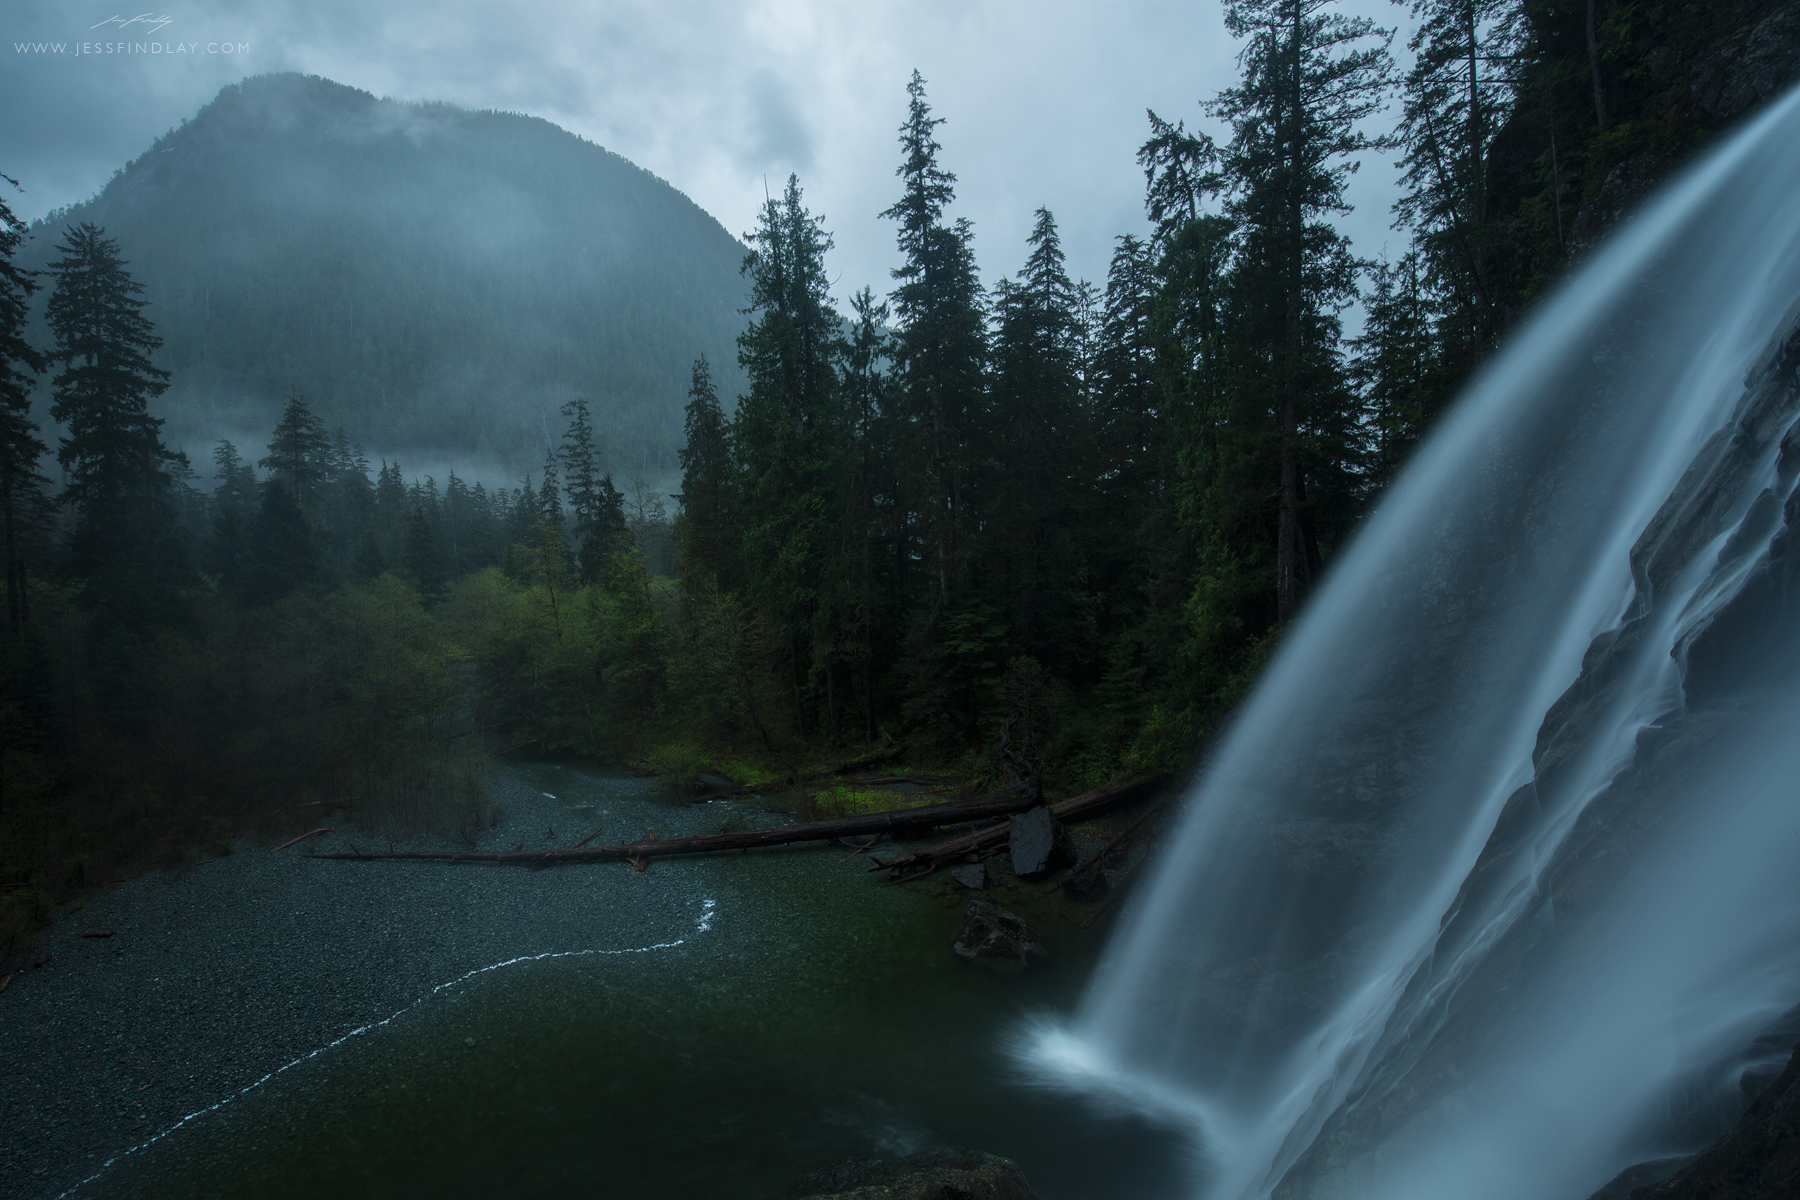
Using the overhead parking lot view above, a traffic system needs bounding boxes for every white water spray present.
[1025,83,1800,1200]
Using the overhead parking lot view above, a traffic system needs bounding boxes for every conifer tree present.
[733,174,846,733]
[206,439,258,584]
[882,71,987,604]
[987,209,1088,669]
[45,222,187,612]
[1206,0,1391,623]
[585,472,628,585]
[674,356,736,593]
[239,481,319,605]
[841,289,892,739]
[402,503,447,603]
[260,388,331,511]
[559,398,602,570]
[0,177,48,633]
[1394,0,1521,379]
[1349,251,1439,484]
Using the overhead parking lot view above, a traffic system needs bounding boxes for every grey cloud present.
[740,69,814,174]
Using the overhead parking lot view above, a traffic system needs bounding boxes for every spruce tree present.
[674,356,736,593]
[538,446,566,534]
[239,481,319,605]
[402,503,447,603]
[45,222,187,613]
[1393,0,1521,386]
[260,387,331,510]
[206,439,258,585]
[1349,251,1439,484]
[1206,0,1391,623]
[987,209,1088,670]
[841,289,892,740]
[559,398,602,572]
[733,174,846,734]
[0,177,48,633]
[882,71,987,605]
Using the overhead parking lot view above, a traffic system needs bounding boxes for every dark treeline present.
[0,0,1744,938]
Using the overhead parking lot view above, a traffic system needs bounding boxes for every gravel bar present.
[0,770,721,1200]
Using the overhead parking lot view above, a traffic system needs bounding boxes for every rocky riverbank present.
[0,772,711,1200]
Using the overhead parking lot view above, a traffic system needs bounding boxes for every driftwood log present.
[872,773,1168,881]
[688,745,910,802]
[309,781,1033,868]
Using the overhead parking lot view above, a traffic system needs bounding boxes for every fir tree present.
[882,71,987,603]
[674,356,736,593]
[1349,251,1439,484]
[238,481,319,605]
[1206,0,1392,623]
[402,503,447,603]
[732,174,846,733]
[260,388,331,510]
[45,222,187,613]
[559,398,602,570]
[205,439,258,584]
[1393,0,1522,384]
[0,176,48,633]
[987,209,1089,670]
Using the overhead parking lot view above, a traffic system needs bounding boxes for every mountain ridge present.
[22,72,751,483]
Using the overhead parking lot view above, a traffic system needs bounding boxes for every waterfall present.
[1023,82,1800,1200]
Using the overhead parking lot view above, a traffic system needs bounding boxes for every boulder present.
[953,899,1045,972]
[769,1148,1042,1200]
[1008,807,1075,877]
[950,863,987,890]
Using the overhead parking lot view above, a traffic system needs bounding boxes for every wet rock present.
[949,863,986,890]
[953,900,1044,972]
[1625,1039,1800,1200]
[1583,1157,1687,1200]
[696,772,734,791]
[1008,807,1075,877]
[1061,862,1109,902]
[769,1147,1042,1199]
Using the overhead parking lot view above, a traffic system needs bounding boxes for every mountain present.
[23,73,751,482]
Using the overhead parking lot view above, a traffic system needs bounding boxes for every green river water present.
[85,761,1193,1199]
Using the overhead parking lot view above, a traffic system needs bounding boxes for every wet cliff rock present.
[1274,264,1800,1200]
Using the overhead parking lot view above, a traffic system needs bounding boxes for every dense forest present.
[15,73,751,481]
[0,0,1780,947]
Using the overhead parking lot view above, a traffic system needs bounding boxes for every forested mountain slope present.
[21,72,750,479]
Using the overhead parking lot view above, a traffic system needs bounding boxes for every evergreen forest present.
[0,0,1755,941]
[13,73,752,482]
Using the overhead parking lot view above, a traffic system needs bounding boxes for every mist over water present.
[1021,82,1800,1200]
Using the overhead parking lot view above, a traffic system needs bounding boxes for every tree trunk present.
[1587,0,1608,129]
[312,781,1037,867]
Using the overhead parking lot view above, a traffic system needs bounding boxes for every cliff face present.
[1273,280,1800,1200]
[1484,0,1800,325]
[1626,1042,1800,1199]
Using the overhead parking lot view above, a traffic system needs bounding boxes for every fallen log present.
[872,773,1168,880]
[690,746,914,802]
[790,745,906,784]
[309,783,1033,868]
[271,827,336,853]
[1038,799,1166,895]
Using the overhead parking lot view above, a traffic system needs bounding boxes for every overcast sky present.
[3,0,1416,307]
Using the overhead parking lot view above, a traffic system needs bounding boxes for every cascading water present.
[1024,82,1800,1200]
